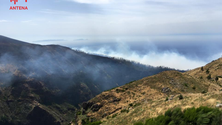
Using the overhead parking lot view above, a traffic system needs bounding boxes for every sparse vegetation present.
[82,121,102,125]
[201,67,204,71]
[134,106,222,125]
[0,115,13,125]
[133,103,141,107]
[116,89,125,93]
[126,80,136,85]
[129,103,133,107]
[207,74,211,80]
[206,69,210,74]
[76,111,82,115]
[112,114,118,118]
[215,76,219,82]
[79,58,222,125]
[166,97,169,101]
[121,109,129,113]
[202,90,207,94]
[178,94,183,100]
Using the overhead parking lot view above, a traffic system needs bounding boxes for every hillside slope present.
[0,35,175,106]
[79,58,222,125]
[0,35,175,125]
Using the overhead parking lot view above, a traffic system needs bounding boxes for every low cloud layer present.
[74,41,222,70]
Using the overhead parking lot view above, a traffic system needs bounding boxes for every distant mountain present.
[0,35,175,125]
[79,58,222,125]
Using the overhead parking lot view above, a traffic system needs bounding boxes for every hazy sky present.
[0,0,222,69]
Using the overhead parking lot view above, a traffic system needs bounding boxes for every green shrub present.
[121,109,129,113]
[129,103,133,107]
[168,121,176,125]
[112,114,118,118]
[136,106,222,125]
[165,97,169,101]
[133,103,141,107]
[134,121,144,125]
[184,107,197,123]
[206,69,210,74]
[116,89,125,93]
[202,90,207,94]
[165,109,172,117]
[207,74,211,80]
[215,76,219,82]
[145,118,156,125]
[178,94,183,100]
[76,111,81,115]
[201,67,204,71]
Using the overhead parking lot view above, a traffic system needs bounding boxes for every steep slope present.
[0,75,77,125]
[0,35,174,106]
[185,58,222,85]
[79,58,222,125]
[0,35,175,125]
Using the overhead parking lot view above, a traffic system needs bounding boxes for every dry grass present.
[80,57,222,125]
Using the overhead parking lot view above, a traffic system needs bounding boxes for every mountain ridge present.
[0,35,176,125]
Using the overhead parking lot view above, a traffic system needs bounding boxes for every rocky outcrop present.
[216,104,222,108]
[82,101,95,111]
[91,104,103,112]
[162,87,171,93]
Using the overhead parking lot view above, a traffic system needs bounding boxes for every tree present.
[201,67,204,71]
[215,76,219,82]
[207,74,211,80]
[179,94,183,100]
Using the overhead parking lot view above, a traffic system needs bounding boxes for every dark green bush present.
[165,97,169,101]
[178,95,183,100]
[215,76,219,81]
[116,89,125,93]
[134,121,144,125]
[121,109,129,113]
[129,103,133,107]
[137,106,222,125]
[112,114,118,118]
[184,107,197,123]
[207,74,212,80]
[202,90,207,94]
[145,118,156,125]
[201,67,204,71]
[165,109,172,117]
[133,103,141,107]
